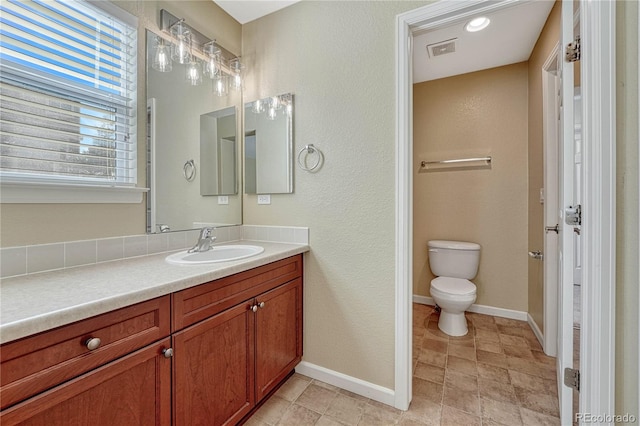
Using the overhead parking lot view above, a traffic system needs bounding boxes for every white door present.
[558,0,581,423]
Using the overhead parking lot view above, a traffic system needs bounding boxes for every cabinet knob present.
[85,337,101,351]
[251,304,258,313]
[162,348,174,358]
[258,302,265,309]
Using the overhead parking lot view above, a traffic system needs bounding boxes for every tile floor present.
[245,304,560,425]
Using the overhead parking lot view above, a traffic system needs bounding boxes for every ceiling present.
[214,0,300,24]
[214,1,554,83]
[413,1,555,83]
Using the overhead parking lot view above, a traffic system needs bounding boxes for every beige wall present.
[527,2,561,333]
[412,63,529,312]
[242,1,428,389]
[616,0,639,419]
[0,1,241,247]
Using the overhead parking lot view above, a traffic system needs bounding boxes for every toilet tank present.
[428,240,481,279]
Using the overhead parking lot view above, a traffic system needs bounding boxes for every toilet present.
[428,240,481,336]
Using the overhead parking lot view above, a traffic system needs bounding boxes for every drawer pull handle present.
[251,304,258,313]
[162,348,174,358]
[258,302,265,309]
[85,337,101,351]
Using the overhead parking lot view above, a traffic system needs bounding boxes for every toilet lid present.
[431,277,476,295]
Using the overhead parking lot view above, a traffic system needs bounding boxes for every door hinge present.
[565,204,582,226]
[565,36,581,62]
[564,367,580,391]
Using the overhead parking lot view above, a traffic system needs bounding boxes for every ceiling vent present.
[427,38,457,58]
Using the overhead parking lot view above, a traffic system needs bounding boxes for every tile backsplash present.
[0,225,308,279]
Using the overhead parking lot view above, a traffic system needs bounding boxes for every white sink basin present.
[165,245,265,265]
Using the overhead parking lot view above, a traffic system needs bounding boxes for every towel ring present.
[183,159,196,182]
[297,144,323,172]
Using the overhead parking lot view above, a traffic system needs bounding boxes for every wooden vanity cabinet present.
[0,254,303,426]
[172,255,303,426]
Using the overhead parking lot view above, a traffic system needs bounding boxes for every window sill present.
[0,181,149,204]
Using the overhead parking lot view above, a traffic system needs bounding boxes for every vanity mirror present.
[244,94,294,194]
[146,30,242,233]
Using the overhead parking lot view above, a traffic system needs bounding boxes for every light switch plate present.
[218,196,229,205]
[257,194,271,205]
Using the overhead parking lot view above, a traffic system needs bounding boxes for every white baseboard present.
[412,295,528,321]
[295,361,395,407]
[527,313,545,349]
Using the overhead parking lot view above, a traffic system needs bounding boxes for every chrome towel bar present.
[420,156,492,169]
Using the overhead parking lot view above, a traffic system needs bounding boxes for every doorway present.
[395,0,616,419]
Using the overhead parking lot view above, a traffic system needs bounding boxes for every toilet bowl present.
[428,240,481,337]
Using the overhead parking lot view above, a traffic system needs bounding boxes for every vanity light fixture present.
[154,9,244,95]
[465,16,490,32]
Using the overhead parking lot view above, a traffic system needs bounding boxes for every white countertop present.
[0,241,309,345]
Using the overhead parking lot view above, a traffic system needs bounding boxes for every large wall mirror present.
[146,30,242,233]
[244,94,294,194]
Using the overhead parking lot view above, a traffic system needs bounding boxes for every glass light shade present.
[186,60,202,85]
[152,37,172,72]
[170,21,192,64]
[229,58,243,91]
[213,74,228,97]
[203,42,221,79]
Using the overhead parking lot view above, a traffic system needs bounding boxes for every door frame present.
[394,0,616,416]
[541,43,560,357]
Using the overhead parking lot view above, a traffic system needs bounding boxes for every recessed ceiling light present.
[465,16,491,32]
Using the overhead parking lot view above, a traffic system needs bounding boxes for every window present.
[0,0,138,196]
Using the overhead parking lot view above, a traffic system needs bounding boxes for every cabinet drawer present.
[173,255,302,330]
[0,296,170,410]
[0,338,172,426]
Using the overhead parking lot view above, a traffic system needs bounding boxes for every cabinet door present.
[0,338,172,426]
[255,278,303,400]
[173,301,255,426]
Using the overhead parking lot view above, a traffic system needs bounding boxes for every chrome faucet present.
[188,227,216,253]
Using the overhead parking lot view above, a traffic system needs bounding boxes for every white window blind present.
[0,0,137,186]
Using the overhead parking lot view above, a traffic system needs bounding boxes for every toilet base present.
[438,311,469,337]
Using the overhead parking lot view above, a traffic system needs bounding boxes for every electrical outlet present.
[218,196,229,205]
[257,194,271,205]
